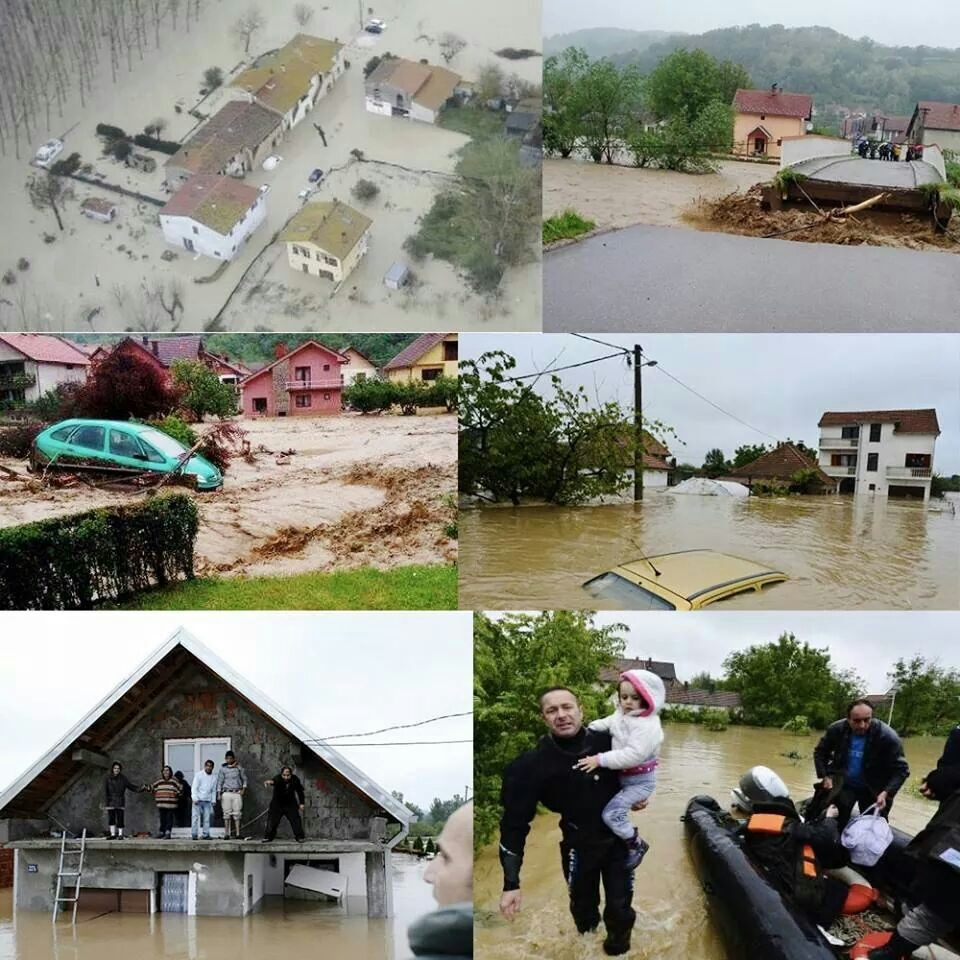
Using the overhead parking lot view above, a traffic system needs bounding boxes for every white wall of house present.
[780,134,850,168]
[365,97,393,117]
[819,421,936,500]
[0,345,87,402]
[261,851,364,898]
[160,197,266,261]
[923,129,960,153]
[243,853,266,914]
[410,102,438,124]
[342,354,377,385]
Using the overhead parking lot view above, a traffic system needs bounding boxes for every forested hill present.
[595,24,960,117]
[543,28,683,59]
[69,333,421,369]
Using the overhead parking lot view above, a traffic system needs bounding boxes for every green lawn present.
[111,564,458,610]
[543,209,597,244]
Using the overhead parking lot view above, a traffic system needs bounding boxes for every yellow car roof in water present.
[611,550,787,609]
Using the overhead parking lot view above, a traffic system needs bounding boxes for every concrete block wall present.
[0,846,13,887]
[47,665,380,840]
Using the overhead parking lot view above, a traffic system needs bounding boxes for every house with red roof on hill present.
[733,84,813,159]
[0,334,90,407]
[383,334,457,383]
[906,100,960,153]
[239,340,348,416]
[159,174,266,261]
[817,408,939,501]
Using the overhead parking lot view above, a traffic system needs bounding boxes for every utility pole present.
[634,345,643,502]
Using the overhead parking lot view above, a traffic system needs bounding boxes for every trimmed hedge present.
[0,494,198,609]
[133,133,181,155]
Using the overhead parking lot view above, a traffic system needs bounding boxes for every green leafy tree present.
[342,378,398,414]
[887,657,960,736]
[732,444,768,469]
[702,448,729,478]
[722,633,863,728]
[474,611,626,847]
[644,48,750,124]
[543,47,591,157]
[413,835,424,853]
[575,58,644,164]
[425,837,436,854]
[689,671,717,692]
[170,360,237,421]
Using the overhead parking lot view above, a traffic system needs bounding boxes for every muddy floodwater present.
[475,724,948,960]
[0,853,433,960]
[459,494,960,610]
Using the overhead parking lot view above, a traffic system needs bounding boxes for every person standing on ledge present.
[261,765,306,843]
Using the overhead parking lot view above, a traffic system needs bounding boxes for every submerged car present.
[582,550,787,610]
[31,419,223,490]
[365,18,386,33]
[34,138,65,168]
[308,167,325,184]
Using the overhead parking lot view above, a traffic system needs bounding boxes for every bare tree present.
[476,63,507,103]
[439,32,466,65]
[293,3,314,27]
[145,116,167,136]
[232,7,266,56]
[26,173,70,232]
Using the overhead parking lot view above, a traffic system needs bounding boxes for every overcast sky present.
[462,334,960,473]
[0,613,472,811]
[592,610,960,693]
[544,0,960,49]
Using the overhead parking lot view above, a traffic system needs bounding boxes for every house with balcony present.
[0,334,90,406]
[818,408,940,501]
[239,340,348,416]
[0,628,409,918]
[383,333,457,383]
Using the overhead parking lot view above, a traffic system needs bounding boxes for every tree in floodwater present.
[293,2,313,27]
[26,172,70,231]
[886,656,960,737]
[473,611,627,847]
[439,32,466,65]
[233,7,266,56]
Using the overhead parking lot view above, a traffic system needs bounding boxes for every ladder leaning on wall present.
[52,829,87,924]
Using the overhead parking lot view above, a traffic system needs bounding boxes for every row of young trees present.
[0,0,212,157]
[342,375,458,416]
[544,46,750,171]
[459,351,675,505]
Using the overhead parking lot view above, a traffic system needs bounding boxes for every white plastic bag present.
[841,804,894,867]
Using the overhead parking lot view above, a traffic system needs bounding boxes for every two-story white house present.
[818,409,940,501]
[0,334,90,406]
[160,175,266,261]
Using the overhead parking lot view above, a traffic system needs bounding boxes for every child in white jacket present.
[576,668,666,869]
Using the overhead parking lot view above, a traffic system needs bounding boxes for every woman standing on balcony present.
[151,765,183,839]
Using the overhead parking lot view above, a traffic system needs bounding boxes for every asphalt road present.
[544,224,960,332]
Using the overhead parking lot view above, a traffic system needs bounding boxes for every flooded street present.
[0,853,434,960]
[459,494,960,610]
[475,725,949,960]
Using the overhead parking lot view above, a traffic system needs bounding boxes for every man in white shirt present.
[191,759,217,840]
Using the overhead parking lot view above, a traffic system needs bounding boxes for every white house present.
[0,334,89,406]
[818,409,940,501]
[364,57,461,124]
[160,175,266,261]
[229,34,345,131]
[339,346,378,386]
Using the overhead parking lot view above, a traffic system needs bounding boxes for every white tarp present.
[670,478,750,498]
[284,865,346,899]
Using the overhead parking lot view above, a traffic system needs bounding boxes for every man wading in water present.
[498,687,645,956]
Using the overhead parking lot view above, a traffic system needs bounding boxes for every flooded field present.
[0,414,457,576]
[0,853,433,960]
[475,724,948,960]
[459,493,960,610]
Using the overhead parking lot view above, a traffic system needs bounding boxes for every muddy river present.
[0,853,434,960]
[459,494,960,610]
[475,724,949,960]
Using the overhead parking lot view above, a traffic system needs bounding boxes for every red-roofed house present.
[110,337,252,387]
[160,174,266,261]
[818,409,939,500]
[383,334,457,383]
[722,442,835,493]
[0,334,90,406]
[907,101,960,152]
[239,340,348,416]
[733,85,813,159]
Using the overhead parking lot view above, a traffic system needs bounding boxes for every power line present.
[308,712,472,742]
[503,351,628,382]
[323,740,473,747]
[571,333,631,355]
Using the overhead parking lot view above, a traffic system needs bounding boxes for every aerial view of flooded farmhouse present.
[0,0,542,331]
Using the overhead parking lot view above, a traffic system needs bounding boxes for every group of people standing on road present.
[102,750,308,843]
[497,680,960,960]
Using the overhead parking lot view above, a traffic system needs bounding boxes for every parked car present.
[297,187,315,201]
[30,419,223,491]
[258,184,271,195]
[365,18,386,33]
[33,138,65,169]
[582,550,787,610]
[261,155,282,171]
[308,168,325,184]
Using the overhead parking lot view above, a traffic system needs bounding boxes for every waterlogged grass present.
[543,208,596,244]
[111,564,458,610]
[438,106,506,141]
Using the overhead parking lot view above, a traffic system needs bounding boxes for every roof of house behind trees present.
[733,88,814,119]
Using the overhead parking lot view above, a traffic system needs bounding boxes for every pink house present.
[240,340,348,416]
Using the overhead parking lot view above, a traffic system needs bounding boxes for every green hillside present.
[610,24,960,120]
[544,27,683,60]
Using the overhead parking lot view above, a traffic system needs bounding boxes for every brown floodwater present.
[459,494,960,610]
[0,853,434,960]
[475,724,949,960]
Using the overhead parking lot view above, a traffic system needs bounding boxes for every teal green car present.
[30,419,223,490]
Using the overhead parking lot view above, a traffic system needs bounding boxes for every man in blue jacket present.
[813,699,909,828]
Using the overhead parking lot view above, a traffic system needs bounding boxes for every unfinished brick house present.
[0,629,410,917]
[239,340,348,416]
